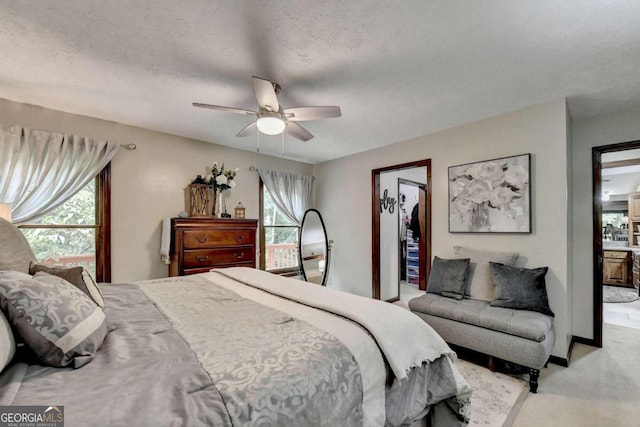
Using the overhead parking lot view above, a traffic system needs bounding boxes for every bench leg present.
[528,368,540,393]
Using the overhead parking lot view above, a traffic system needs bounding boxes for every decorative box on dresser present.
[169,218,258,276]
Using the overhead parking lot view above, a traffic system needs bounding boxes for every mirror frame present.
[372,159,431,300]
[298,208,331,286]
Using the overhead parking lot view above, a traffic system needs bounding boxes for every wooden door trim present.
[372,159,431,300]
[592,138,640,348]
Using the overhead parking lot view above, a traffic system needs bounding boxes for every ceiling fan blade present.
[285,122,313,142]
[193,103,256,116]
[252,76,279,112]
[236,121,258,137]
[283,106,342,121]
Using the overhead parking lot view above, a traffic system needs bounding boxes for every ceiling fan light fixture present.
[256,116,286,135]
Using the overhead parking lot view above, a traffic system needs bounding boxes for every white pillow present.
[453,246,519,301]
[1,309,16,372]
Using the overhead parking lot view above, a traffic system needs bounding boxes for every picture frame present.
[448,153,531,233]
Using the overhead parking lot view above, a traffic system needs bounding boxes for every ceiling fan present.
[193,76,341,142]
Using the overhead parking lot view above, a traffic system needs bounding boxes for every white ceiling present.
[2,1,640,164]
[602,149,640,198]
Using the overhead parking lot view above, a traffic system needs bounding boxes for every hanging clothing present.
[409,203,420,240]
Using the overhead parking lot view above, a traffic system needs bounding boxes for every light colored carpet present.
[455,359,528,426]
[603,285,639,303]
[513,323,640,427]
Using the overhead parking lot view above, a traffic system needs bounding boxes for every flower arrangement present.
[449,154,530,232]
[206,161,239,191]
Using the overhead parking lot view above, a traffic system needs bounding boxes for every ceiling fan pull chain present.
[256,131,260,153]
[281,132,285,157]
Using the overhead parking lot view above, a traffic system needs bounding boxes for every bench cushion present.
[408,293,553,342]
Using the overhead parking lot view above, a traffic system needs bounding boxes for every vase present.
[470,203,490,230]
[217,190,225,218]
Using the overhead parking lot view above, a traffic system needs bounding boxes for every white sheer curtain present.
[257,168,314,225]
[0,124,119,224]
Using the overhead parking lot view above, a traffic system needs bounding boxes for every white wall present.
[0,98,313,282]
[571,106,640,339]
[315,99,570,357]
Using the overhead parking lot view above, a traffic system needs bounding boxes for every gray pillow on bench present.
[426,256,470,300]
[489,262,554,316]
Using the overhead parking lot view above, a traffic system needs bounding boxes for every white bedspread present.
[205,271,387,426]
[208,267,454,381]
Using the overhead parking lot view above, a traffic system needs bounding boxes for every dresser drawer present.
[183,261,255,276]
[183,229,255,249]
[604,251,628,259]
[183,247,255,268]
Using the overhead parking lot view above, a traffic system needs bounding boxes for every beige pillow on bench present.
[453,246,519,301]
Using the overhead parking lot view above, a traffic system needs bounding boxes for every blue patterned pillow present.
[426,257,470,300]
[0,270,109,368]
[489,262,554,316]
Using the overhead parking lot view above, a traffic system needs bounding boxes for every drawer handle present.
[196,255,209,262]
[233,252,245,259]
[233,234,246,242]
[195,236,209,244]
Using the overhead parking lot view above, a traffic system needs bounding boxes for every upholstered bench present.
[408,294,554,392]
[409,246,556,393]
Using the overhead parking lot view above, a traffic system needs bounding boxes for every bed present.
[0,218,471,426]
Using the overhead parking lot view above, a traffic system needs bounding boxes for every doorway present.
[592,139,640,347]
[372,160,431,301]
[398,179,427,303]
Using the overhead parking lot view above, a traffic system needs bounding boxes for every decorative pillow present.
[489,262,554,316]
[426,256,470,300]
[0,218,37,273]
[0,310,15,372]
[29,262,104,307]
[453,246,519,301]
[0,270,109,368]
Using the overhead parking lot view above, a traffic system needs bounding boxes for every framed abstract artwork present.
[448,153,531,233]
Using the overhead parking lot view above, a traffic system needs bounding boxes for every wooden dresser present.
[603,249,633,287]
[169,218,258,276]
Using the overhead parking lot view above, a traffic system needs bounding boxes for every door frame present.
[397,178,428,297]
[592,139,640,347]
[372,159,431,300]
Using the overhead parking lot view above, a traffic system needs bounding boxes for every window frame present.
[17,163,112,282]
[259,179,300,275]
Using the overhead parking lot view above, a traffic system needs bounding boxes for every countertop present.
[603,245,640,252]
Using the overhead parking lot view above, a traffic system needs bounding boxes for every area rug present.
[455,359,529,426]
[603,285,639,303]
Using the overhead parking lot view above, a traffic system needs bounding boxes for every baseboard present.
[548,355,569,367]
[572,335,598,347]
[548,335,598,368]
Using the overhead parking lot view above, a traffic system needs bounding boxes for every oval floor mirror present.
[298,209,331,286]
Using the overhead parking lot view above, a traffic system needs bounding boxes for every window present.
[18,165,111,281]
[260,180,299,272]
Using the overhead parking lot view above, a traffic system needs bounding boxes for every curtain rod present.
[121,144,137,150]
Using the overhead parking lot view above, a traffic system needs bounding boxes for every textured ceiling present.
[2,1,640,164]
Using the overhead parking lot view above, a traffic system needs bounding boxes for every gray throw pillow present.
[29,262,104,307]
[489,262,554,316]
[0,270,109,368]
[453,246,519,301]
[426,256,470,300]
